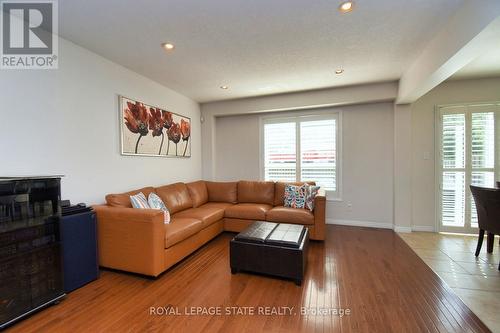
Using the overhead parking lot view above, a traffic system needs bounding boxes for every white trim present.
[434,105,441,233]
[394,226,412,233]
[258,116,264,180]
[327,219,436,233]
[394,225,412,233]
[327,218,393,230]
[335,111,343,200]
[412,225,435,232]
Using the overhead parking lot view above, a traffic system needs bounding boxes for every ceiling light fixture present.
[220,85,229,90]
[161,42,175,51]
[338,1,354,13]
[335,69,344,75]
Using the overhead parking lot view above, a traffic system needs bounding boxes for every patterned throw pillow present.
[148,192,171,224]
[130,192,150,209]
[284,184,307,209]
[305,184,320,211]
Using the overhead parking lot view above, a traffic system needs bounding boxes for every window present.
[262,113,341,198]
[437,103,500,233]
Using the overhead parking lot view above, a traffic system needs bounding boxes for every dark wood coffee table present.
[229,221,309,285]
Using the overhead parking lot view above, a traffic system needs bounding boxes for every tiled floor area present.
[398,232,500,332]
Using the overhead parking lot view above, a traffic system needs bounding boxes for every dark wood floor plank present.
[5,225,491,333]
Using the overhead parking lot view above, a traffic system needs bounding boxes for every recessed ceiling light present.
[335,69,344,75]
[338,1,354,13]
[161,42,175,51]
[220,85,229,90]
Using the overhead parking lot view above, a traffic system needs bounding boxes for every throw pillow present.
[305,184,320,211]
[130,192,150,209]
[283,184,307,209]
[148,192,171,224]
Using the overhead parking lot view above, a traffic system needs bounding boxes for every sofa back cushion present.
[106,187,155,208]
[238,181,275,205]
[155,183,193,214]
[206,181,238,203]
[274,181,316,206]
[186,181,208,208]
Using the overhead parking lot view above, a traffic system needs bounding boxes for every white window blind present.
[441,113,466,227]
[263,113,340,196]
[300,119,336,190]
[264,122,296,182]
[438,103,499,233]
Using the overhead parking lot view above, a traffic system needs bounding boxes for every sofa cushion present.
[155,183,193,214]
[225,203,272,220]
[266,206,314,225]
[206,181,238,203]
[186,181,208,208]
[106,187,155,208]
[274,182,315,206]
[173,206,225,228]
[164,217,202,248]
[237,181,275,206]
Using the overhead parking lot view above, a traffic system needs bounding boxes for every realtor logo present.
[1,0,58,69]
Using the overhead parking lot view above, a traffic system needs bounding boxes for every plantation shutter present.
[263,122,297,182]
[469,107,496,227]
[441,112,466,227]
[300,119,336,191]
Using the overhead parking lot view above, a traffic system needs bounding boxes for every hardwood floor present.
[6,226,491,333]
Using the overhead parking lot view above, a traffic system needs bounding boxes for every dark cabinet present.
[0,176,65,329]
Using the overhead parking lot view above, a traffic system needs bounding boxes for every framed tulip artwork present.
[119,96,191,157]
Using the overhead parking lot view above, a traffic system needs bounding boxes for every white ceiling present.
[450,45,500,80]
[59,0,465,102]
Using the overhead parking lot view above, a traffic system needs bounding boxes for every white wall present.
[411,77,500,230]
[215,115,261,181]
[0,37,202,204]
[213,102,395,226]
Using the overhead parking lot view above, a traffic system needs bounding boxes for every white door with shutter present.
[437,103,500,233]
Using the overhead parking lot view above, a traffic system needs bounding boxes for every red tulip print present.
[162,111,173,129]
[180,119,191,157]
[124,101,149,153]
[167,122,181,156]
[162,111,173,155]
[149,108,166,154]
[122,98,190,157]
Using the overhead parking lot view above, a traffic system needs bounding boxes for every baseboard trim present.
[326,219,436,233]
[394,226,412,233]
[412,225,435,232]
[327,219,393,230]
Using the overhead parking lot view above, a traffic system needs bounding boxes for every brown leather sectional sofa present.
[94,180,326,277]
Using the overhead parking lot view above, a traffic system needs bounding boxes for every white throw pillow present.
[148,192,171,224]
[130,192,150,209]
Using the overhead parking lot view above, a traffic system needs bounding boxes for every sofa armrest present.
[93,205,166,276]
[312,189,326,240]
